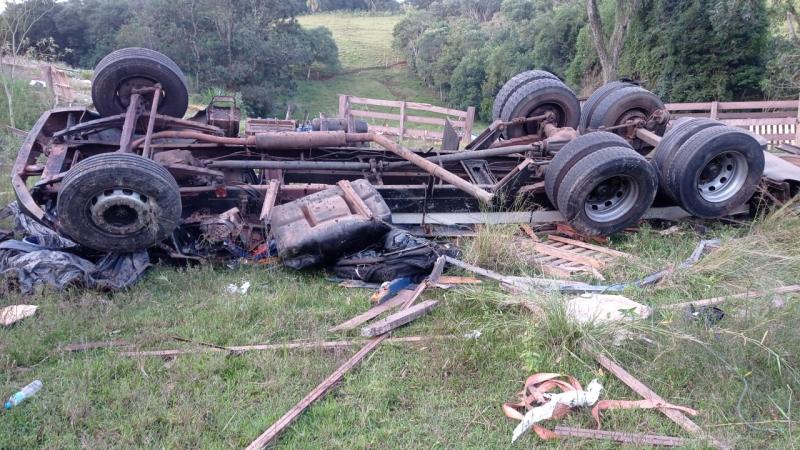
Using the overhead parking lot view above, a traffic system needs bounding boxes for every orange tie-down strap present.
[502,373,699,441]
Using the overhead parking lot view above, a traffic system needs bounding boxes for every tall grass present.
[0,76,49,130]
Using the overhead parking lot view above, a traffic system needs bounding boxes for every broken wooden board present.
[1,304,38,326]
[329,289,414,332]
[361,300,439,337]
[517,234,630,280]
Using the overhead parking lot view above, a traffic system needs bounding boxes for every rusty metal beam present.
[118,93,141,153]
[141,86,161,159]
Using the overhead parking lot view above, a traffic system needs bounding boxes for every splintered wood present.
[518,231,630,279]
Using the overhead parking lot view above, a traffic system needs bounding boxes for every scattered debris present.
[4,380,43,410]
[658,225,682,236]
[225,281,251,295]
[586,346,728,450]
[503,374,603,442]
[334,228,459,283]
[685,305,725,325]
[463,330,482,339]
[524,234,630,279]
[369,277,412,304]
[565,294,651,325]
[0,304,38,326]
[361,300,439,337]
[435,275,481,285]
[0,203,149,293]
[245,260,445,449]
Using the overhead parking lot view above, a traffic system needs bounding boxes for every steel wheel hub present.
[584,175,639,222]
[90,188,152,235]
[697,151,748,202]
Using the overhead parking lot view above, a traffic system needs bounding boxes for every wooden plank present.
[553,426,686,447]
[399,101,406,139]
[719,117,796,126]
[347,96,403,108]
[259,179,280,222]
[350,109,466,128]
[520,224,539,241]
[405,101,467,117]
[337,180,373,218]
[718,100,799,109]
[710,101,718,119]
[328,290,412,332]
[62,340,131,352]
[245,335,389,450]
[338,94,349,118]
[464,106,475,145]
[589,350,729,449]
[121,335,445,357]
[350,109,402,121]
[361,300,438,337]
[664,285,800,310]
[436,275,481,285]
[547,235,630,258]
[533,242,605,269]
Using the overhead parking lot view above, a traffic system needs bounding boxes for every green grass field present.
[293,14,445,121]
[0,12,799,450]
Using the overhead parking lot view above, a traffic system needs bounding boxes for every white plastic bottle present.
[4,380,42,410]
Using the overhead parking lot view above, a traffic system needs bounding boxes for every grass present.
[1,209,799,448]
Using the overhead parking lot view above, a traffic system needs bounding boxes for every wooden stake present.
[361,300,438,337]
[547,235,629,258]
[337,179,373,218]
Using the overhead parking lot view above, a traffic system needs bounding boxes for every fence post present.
[710,101,718,120]
[41,64,56,104]
[338,95,349,118]
[463,106,476,146]
[399,101,406,141]
[796,93,800,145]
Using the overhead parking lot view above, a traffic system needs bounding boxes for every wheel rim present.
[89,188,152,235]
[584,175,640,222]
[697,151,748,202]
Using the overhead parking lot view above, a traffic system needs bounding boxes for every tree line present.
[394,0,797,121]
[1,0,348,117]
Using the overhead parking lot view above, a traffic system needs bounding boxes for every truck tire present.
[500,78,580,139]
[652,118,725,195]
[491,70,559,121]
[579,85,666,153]
[662,126,764,218]
[578,80,635,134]
[544,131,631,206]
[556,146,657,236]
[92,47,189,118]
[57,153,182,252]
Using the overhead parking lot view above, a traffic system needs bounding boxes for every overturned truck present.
[11,48,797,261]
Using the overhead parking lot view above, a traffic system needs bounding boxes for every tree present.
[0,0,54,128]
[586,0,641,82]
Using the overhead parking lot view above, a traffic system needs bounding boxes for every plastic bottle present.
[4,380,42,410]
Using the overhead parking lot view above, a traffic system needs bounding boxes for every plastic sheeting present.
[0,203,150,293]
[333,228,460,282]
